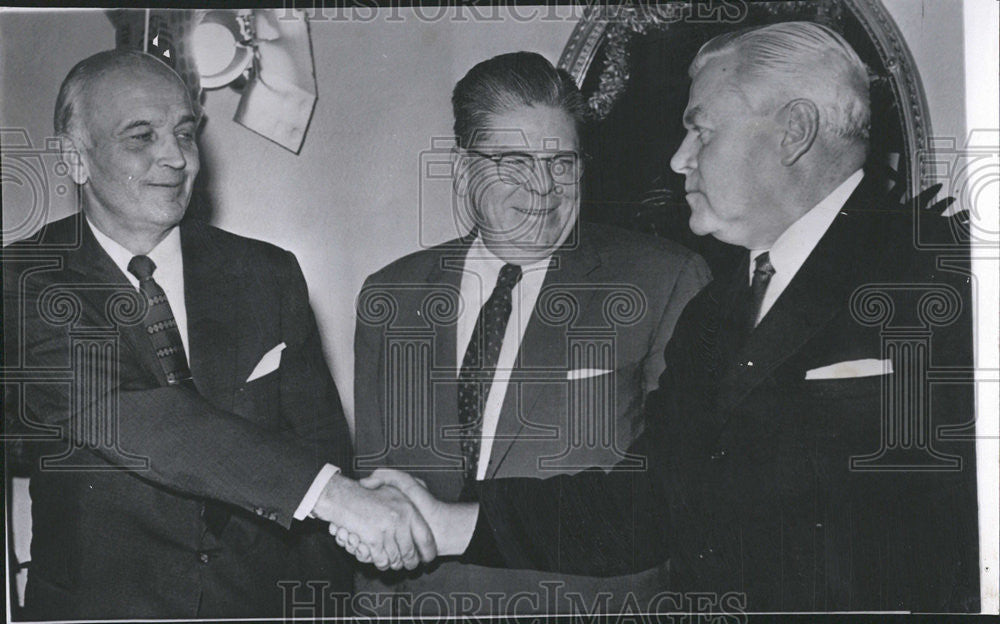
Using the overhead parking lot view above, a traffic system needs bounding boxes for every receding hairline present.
[55,49,195,137]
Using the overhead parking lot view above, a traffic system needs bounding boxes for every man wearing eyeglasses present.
[351,51,710,616]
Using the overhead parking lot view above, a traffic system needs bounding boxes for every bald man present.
[3,49,433,620]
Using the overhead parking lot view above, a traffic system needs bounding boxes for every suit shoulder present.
[4,214,80,249]
[186,220,297,269]
[580,222,705,269]
[364,238,467,285]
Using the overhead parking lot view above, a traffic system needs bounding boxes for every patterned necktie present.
[457,263,522,500]
[749,251,776,329]
[128,255,192,385]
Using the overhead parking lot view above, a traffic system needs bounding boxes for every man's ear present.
[779,99,819,166]
[57,133,89,185]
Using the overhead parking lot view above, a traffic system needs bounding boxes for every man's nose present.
[670,132,697,175]
[157,134,188,169]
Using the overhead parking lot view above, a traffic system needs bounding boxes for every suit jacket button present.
[710,449,728,460]
[198,552,211,564]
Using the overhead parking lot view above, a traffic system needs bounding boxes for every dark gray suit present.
[4,214,353,619]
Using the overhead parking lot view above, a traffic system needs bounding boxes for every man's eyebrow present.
[118,114,198,134]
[119,119,153,133]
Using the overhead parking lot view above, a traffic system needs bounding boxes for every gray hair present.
[690,21,870,143]
[54,49,195,137]
[452,51,586,149]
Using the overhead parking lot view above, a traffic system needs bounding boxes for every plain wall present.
[0,3,969,428]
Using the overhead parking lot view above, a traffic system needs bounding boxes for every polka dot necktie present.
[127,255,192,386]
[457,263,522,500]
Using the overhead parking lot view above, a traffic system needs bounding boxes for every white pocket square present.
[805,358,893,380]
[566,368,613,381]
[246,342,286,382]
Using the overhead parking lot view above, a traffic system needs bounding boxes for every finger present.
[347,532,360,549]
[371,468,414,491]
[397,524,419,570]
[328,523,339,537]
[359,475,383,489]
[381,527,403,570]
[356,543,373,563]
[370,545,390,570]
[400,543,420,570]
[408,506,438,563]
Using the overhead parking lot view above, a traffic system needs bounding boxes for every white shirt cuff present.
[293,463,341,521]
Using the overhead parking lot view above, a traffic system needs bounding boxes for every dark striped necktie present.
[457,263,522,501]
[749,251,776,328]
[128,255,192,386]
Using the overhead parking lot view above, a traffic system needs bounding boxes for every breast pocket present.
[786,373,888,452]
[801,373,885,400]
[233,369,281,427]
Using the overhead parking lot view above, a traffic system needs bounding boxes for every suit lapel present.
[716,191,878,416]
[65,214,168,386]
[180,219,242,408]
[487,230,602,478]
[426,236,471,482]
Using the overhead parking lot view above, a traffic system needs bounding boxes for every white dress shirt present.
[87,217,331,521]
[457,237,551,480]
[749,169,864,325]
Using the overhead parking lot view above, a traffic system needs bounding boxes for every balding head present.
[54,49,195,139]
[54,48,201,255]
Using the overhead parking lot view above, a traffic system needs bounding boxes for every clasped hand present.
[320,469,477,570]
[308,470,435,571]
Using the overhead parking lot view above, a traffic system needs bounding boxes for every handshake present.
[310,469,479,570]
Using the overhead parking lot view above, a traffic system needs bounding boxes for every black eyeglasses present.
[467,149,585,186]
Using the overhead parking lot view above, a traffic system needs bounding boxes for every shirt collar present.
[751,168,864,280]
[466,235,551,273]
[85,216,182,283]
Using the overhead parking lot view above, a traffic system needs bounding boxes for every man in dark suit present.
[3,49,434,620]
[350,52,709,615]
[352,23,980,612]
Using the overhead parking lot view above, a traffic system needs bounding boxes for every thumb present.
[369,468,419,491]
